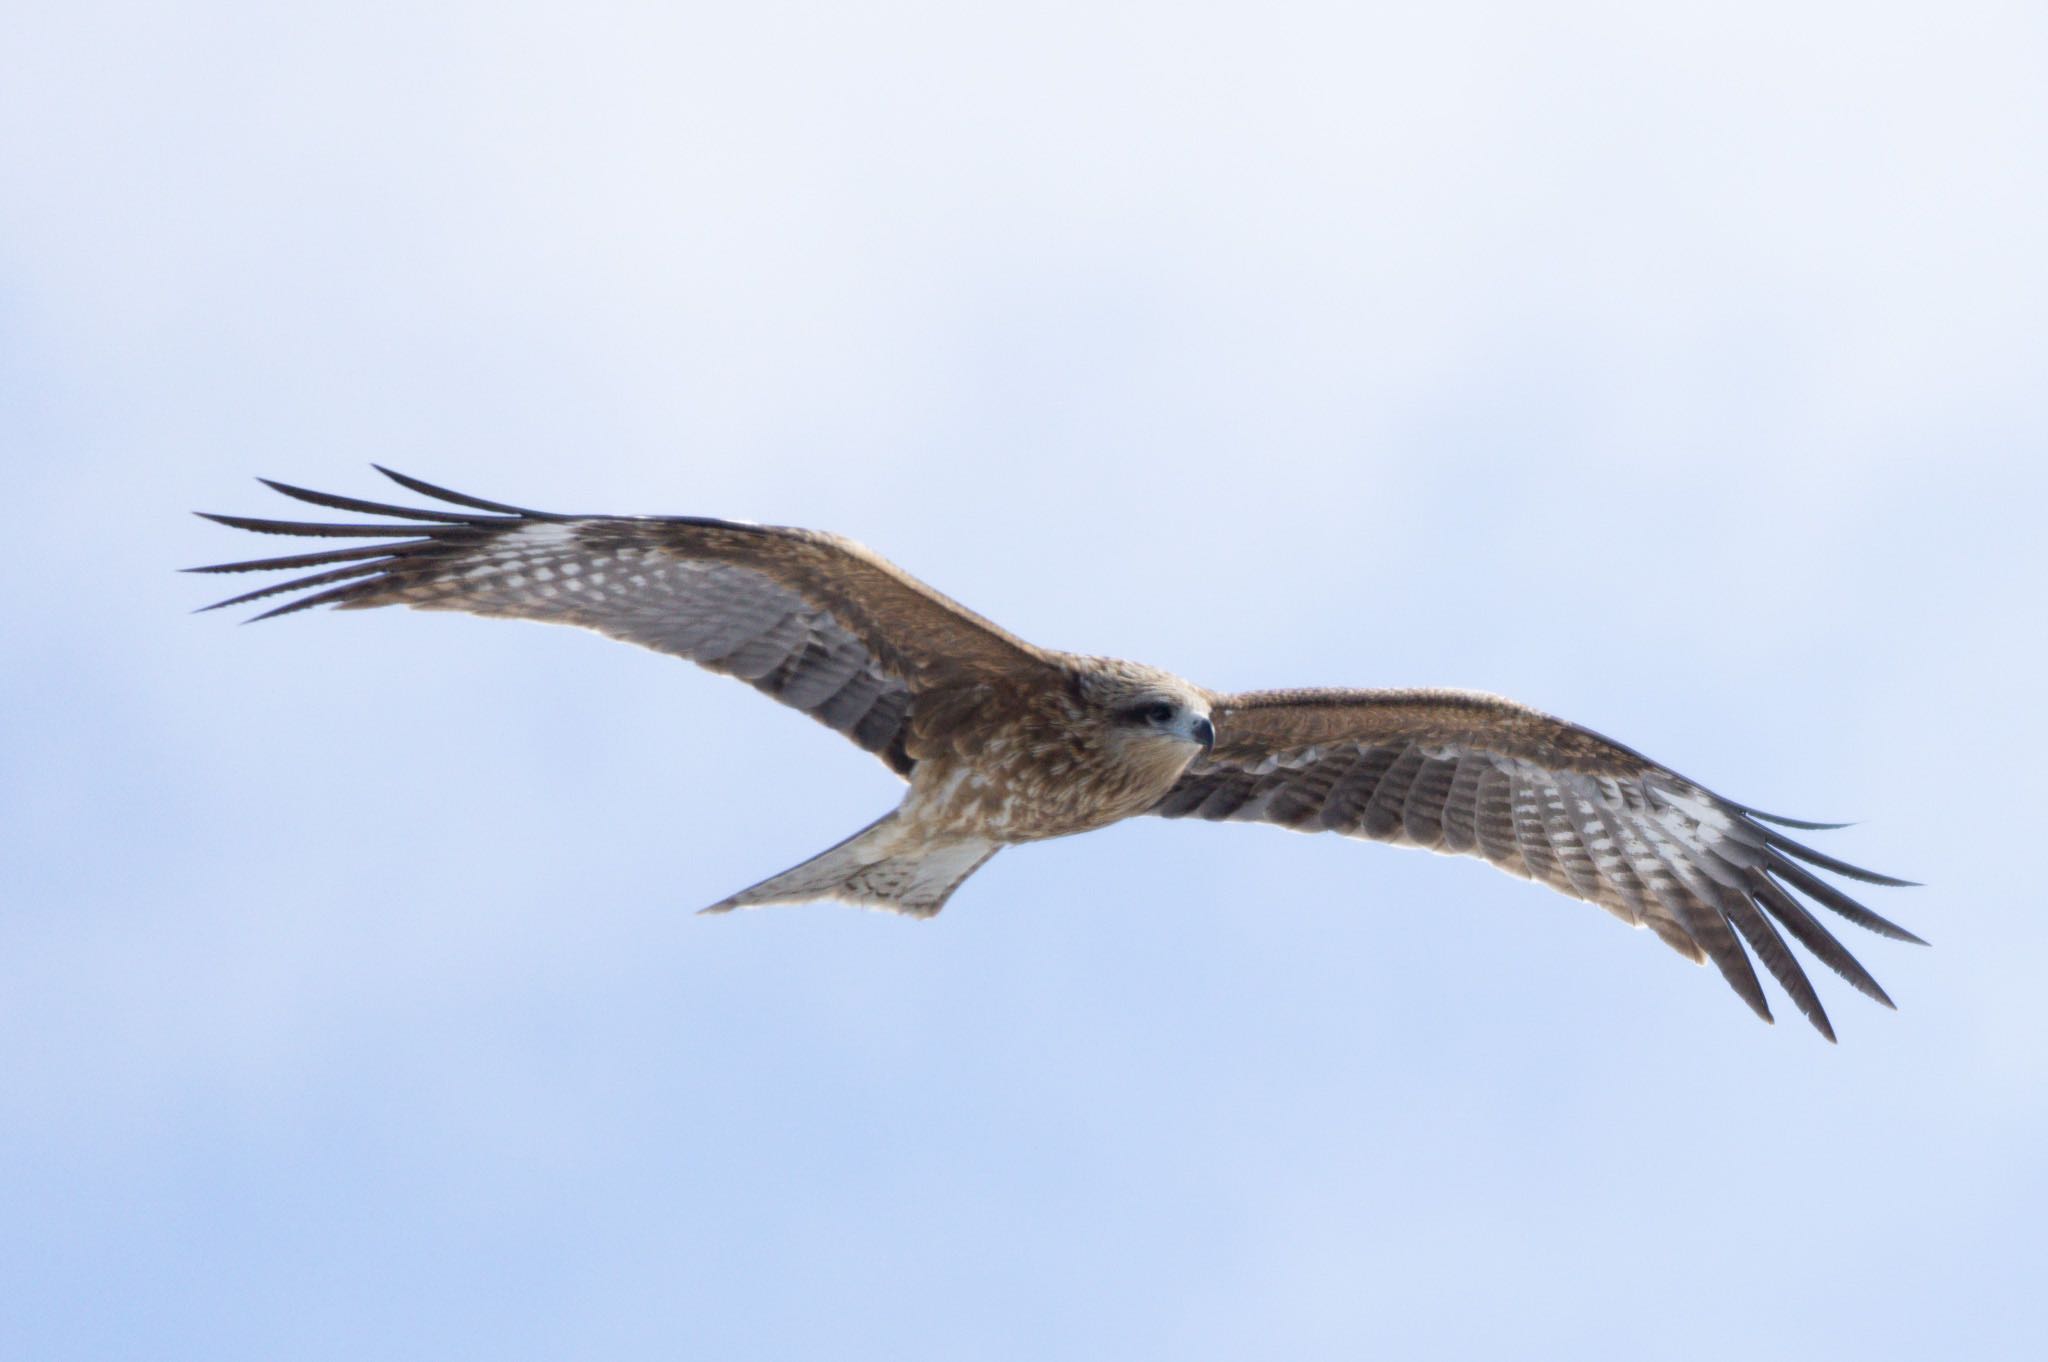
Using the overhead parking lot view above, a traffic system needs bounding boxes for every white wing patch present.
[357,521,915,767]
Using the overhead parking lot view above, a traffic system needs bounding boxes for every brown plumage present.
[192,469,1922,1039]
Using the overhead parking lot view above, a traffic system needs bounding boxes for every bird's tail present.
[699,812,1000,919]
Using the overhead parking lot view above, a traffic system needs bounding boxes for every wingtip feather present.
[244,594,335,622]
[255,477,484,524]
[1769,831,1919,888]
[370,465,541,517]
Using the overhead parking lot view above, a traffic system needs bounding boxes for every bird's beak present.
[1190,715,1215,752]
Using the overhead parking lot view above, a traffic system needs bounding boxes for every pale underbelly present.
[900,755,1178,844]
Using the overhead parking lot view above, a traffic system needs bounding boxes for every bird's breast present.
[903,722,1192,845]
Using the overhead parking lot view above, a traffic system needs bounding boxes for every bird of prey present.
[193,468,1920,1039]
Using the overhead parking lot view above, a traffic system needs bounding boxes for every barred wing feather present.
[190,468,1055,776]
[1153,688,1920,1040]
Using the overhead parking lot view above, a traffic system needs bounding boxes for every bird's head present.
[1076,659,1216,756]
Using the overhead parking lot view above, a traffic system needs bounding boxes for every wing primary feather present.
[256,478,491,524]
[198,560,396,613]
[1763,852,1929,945]
[1765,831,1919,887]
[185,542,428,575]
[371,465,548,517]
[1672,888,1774,1025]
[195,512,461,540]
[1750,875,1897,1007]
[1723,891,1835,1041]
[1625,820,1774,1021]
[243,578,387,622]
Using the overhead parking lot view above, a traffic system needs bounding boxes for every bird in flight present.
[193,468,1920,1039]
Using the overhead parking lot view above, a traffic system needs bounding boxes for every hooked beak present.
[1190,714,1215,752]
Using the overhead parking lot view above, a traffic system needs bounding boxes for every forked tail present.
[699,812,1000,919]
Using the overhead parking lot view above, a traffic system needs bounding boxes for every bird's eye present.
[1143,701,1175,724]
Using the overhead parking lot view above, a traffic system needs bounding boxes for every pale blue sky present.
[4,4,2045,1358]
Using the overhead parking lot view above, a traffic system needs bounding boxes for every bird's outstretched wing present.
[1151,687,1920,1039]
[191,468,1056,775]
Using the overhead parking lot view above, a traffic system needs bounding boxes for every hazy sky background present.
[4,3,2044,1358]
